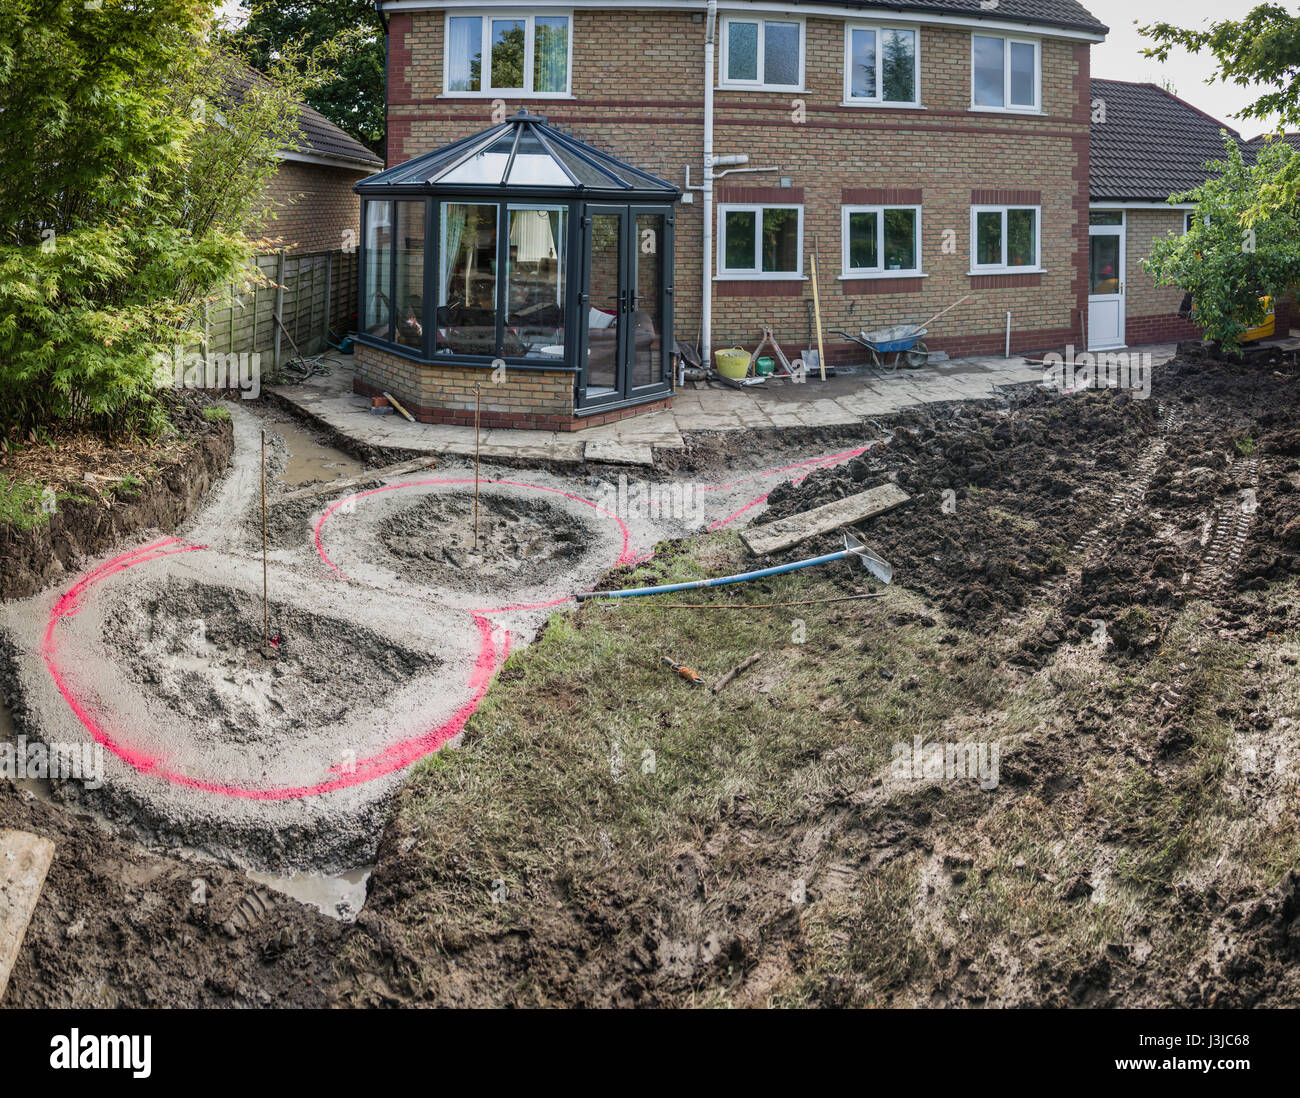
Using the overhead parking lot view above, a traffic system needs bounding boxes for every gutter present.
[702,0,717,372]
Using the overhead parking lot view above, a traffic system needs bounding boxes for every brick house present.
[1086,78,1277,349]
[353,1,1237,429]
[263,100,384,255]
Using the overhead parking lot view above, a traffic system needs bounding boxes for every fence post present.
[273,249,286,370]
[324,251,334,349]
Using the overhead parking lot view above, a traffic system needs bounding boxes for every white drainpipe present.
[702,0,718,370]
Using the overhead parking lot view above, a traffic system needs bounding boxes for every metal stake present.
[473,382,482,550]
[261,429,269,650]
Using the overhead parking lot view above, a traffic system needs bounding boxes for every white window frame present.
[717,203,805,280]
[969,34,1041,113]
[842,23,921,108]
[841,205,924,278]
[442,10,573,98]
[718,16,805,92]
[969,205,1043,274]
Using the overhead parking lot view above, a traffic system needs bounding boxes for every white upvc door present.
[1087,211,1126,350]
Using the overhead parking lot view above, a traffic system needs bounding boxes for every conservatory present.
[353,111,680,429]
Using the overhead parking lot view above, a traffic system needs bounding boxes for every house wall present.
[386,8,1093,363]
[259,160,373,255]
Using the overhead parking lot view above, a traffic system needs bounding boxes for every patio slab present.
[269,343,1178,467]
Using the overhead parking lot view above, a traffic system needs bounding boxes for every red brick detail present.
[841,188,922,205]
[970,188,1043,205]
[971,272,1043,289]
[715,185,804,203]
[841,277,924,295]
[388,14,415,109]
[1072,43,1092,126]
[715,280,806,297]
[1122,313,1201,344]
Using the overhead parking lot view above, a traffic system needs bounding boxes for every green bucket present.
[755,356,775,377]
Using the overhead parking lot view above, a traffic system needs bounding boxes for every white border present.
[842,22,920,108]
[716,202,805,279]
[969,204,1043,274]
[718,14,805,92]
[442,10,574,98]
[841,204,923,277]
[970,33,1040,113]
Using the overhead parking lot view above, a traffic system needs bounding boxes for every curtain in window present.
[440,203,467,305]
[447,16,481,92]
[534,17,568,93]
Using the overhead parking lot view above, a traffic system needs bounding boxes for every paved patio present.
[272,344,1178,467]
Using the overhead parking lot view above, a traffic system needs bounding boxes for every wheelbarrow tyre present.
[903,342,929,369]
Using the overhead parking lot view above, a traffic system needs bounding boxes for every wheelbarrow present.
[832,294,975,372]
[832,324,928,370]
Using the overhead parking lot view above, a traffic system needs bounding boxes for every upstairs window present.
[845,25,918,105]
[720,17,803,90]
[445,12,572,96]
[971,34,1039,111]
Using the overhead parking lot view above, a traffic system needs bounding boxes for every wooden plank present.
[276,456,437,503]
[740,483,910,556]
[0,829,55,1002]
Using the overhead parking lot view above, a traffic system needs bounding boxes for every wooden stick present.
[383,391,416,423]
[810,243,827,381]
[712,652,761,694]
[473,382,482,550]
[260,429,269,650]
[915,294,974,333]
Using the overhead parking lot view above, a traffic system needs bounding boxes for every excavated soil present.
[112,583,438,746]
[376,492,588,592]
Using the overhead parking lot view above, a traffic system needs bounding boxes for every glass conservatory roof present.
[357,111,679,197]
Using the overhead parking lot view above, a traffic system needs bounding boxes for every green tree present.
[1143,136,1300,351]
[230,0,384,151]
[1141,4,1300,219]
[0,0,304,433]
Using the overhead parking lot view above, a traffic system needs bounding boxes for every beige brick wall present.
[258,160,372,256]
[355,342,576,426]
[387,9,1093,357]
[1123,208,1187,318]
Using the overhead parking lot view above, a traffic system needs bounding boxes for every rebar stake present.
[473,382,482,550]
[260,429,269,650]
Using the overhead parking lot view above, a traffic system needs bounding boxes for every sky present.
[216,0,1284,135]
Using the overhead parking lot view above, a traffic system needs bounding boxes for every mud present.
[112,582,438,746]
[377,492,588,592]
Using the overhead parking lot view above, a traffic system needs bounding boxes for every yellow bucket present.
[714,348,750,379]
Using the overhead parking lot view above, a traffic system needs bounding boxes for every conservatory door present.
[579,205,672,409]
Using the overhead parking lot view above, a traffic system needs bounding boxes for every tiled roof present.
[789,0,1106,34]
[224,69,382,170]
[1090,78,1239,201]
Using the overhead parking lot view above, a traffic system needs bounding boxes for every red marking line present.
[41,542,505,800]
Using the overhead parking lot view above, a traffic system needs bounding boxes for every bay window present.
[843,206,922,277]
[720,17,803,90]
[845,25,919,105]
[971,206,1040,273]
[719,205,803,278]
[445,12,571,96]
[971,34,1039,111]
